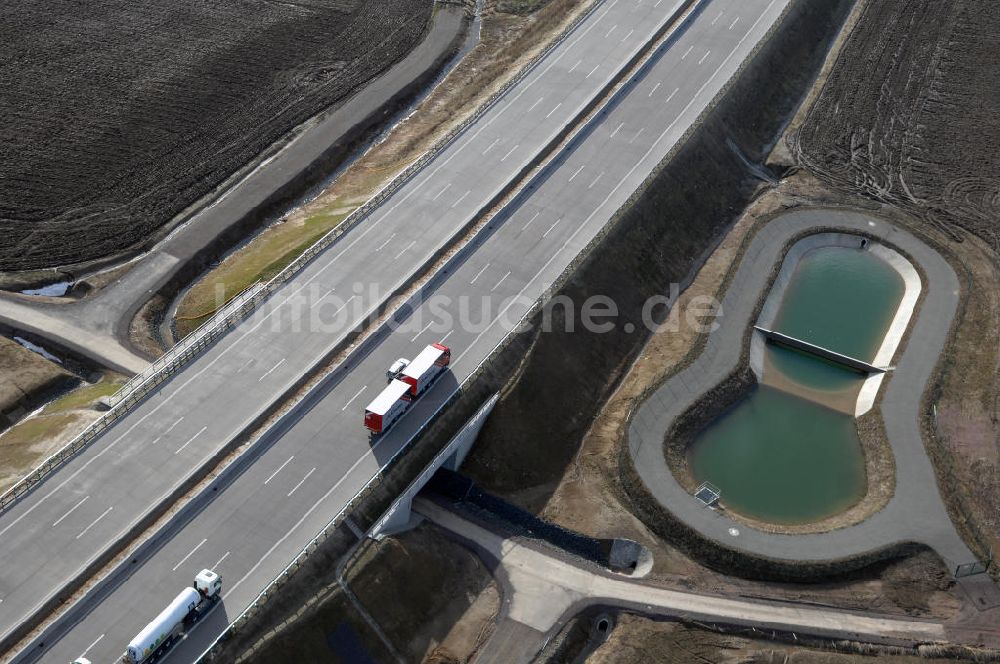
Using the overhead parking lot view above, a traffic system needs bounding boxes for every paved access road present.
[13,1,793,661]
[629,210,978,571]
[0,5,471,377]
[0,0,692,649]
[416,498,948,664]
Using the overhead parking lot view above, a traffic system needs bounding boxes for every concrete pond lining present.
[627,208,978,573]
[749,232,921,416]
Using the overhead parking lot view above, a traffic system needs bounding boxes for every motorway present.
[7,0,792,661]
[0,0,689,650]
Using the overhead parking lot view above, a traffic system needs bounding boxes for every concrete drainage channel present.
[1,0,708,659]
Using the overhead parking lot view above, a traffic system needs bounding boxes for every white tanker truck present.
[120,569,222,664]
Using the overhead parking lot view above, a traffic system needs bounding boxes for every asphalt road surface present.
[417,497,948,664]
[0,0,691,649]
[7,0,793,661]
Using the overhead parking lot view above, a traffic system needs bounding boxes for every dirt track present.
[0,0,432,271]
[795,0,1000,246]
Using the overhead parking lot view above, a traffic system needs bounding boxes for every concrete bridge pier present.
[369,393,499,539]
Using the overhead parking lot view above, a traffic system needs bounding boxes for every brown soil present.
[583,615,971,664]
[791,0,1000,566]
[924,225,1000,562]
[794,0,1000,246]
[350,526,499,662]
[234,524,498,664]
[0,0,434,271]
[0,336,77,429]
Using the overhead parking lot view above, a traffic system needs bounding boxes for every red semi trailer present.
[399,343,451,397]
[363,379,412,435]
[364,343,451,435]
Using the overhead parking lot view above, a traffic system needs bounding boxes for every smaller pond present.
[772,246,904,364]
[689,385,865,523]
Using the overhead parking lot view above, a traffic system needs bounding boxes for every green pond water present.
[769,247,904,391]
[688,245,906,524]
[689,385,866,523]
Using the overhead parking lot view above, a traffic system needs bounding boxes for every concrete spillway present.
[753,326,886,374]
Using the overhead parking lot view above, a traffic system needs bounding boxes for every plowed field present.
[0,0,432,271]
[797,0,1000,568]
[796,0,1000,245]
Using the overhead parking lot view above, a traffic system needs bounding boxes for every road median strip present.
[2,0,706,658]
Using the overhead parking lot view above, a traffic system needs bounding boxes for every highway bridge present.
[0,0,792,661]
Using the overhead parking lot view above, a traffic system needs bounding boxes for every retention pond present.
[688,240,908,524]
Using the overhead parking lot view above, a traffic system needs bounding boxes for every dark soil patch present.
[795,0,1000,246]
[580,614,973,664]
[0,0,433,271]
[229,524,497,664]
[349,526,497,661]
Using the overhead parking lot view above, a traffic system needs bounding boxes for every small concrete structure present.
[369,393,498,539]
[608,538,653,577]
[694,481,721,508]
[753,326,886,374]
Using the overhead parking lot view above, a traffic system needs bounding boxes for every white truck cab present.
[194,569,222,598]
[386,358,409,382]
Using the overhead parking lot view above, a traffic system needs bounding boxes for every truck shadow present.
[162,600,230,664]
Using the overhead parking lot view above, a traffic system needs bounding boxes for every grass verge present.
[0,375,124,492]
[175,209,351,337]
[170,0,595,340]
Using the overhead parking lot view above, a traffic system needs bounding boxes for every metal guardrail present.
[0,0,609,516]
[105,283,267,408]
[0,282,267,512]
[196,294,542,661]
[197,0,713,656]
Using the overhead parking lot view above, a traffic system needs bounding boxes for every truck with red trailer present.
[398,343,451,397]
[363,379,412,435]
[364,343,451,435]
